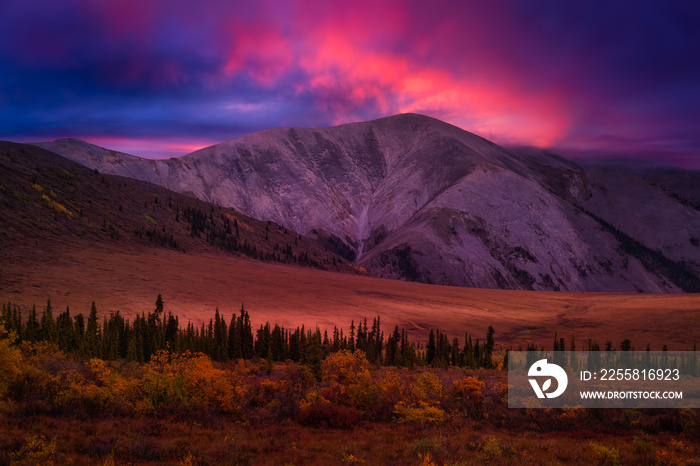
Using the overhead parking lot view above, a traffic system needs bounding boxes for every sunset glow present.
[1,0,698,167]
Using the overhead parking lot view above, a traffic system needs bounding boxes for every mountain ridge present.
[32,113,700,292]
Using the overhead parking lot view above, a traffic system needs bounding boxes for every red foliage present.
[297,402,361,429]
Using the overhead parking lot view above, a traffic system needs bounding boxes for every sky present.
[1,0,698,168]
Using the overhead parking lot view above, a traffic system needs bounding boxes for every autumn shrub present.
[276,364,315,418]
[411,437,446,459]
[0,323,21,409]
[392,371,446,425]
[588,442,620,466]
[54,359,145,416]
[410,372,443,404]
[5,342,66,415]
[322,350,371,385]
[478,436,502,464]
[449,376,485,417]
[394,401,445,425]
[348,378,383,415]
[8,435,60,465]
[298,401,362,429]
[631,432,654,459]
[655,449,683,466]
[142,350,246,414]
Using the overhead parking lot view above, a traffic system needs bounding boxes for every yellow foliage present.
[8,435,58,465]
[143,350,246,413]
[41,193,72,218]
[479,436,502,464]
[31,183,44,193]
[588,442,620,466]
[410,372,443,405]
[299,388,329,410]
[349,263,368,274]
[348,379,383,412]
[56,358,139,415]
[0,323,21,403]
[322,350,371,385]
[394,400,445,425]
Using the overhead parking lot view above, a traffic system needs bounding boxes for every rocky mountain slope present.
[34,114,700,292]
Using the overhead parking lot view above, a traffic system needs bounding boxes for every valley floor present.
[2,242,699,351]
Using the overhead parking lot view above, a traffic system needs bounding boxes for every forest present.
[0,297,698,465]
[0,297,504,372]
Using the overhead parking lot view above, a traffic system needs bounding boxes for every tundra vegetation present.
[0,298,698,465]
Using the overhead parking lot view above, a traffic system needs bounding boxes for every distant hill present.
[34,114,700,292]
[0,141,363,275]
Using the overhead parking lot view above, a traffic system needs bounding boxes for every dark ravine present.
[32,113,700,292]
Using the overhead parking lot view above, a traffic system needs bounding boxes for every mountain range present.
[32,113,700,292]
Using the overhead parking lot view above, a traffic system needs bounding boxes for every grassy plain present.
[3,241,698,351]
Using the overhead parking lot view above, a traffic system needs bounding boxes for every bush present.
[394,401,445,425]
[632,432,653,458]
[277,364,315,418]
[322,351,371,385]
[588,442,620,466]
[8,435,59,465]
[450,376,485,416]
[0,323,21,406]
[298,402,362,429]
[410,372,443,404]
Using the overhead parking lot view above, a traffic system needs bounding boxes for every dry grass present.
[3,241,698,350]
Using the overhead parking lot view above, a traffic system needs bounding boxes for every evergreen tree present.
[25,305,39,342]
[85,301,100,357]
[154,294,165,318]
[228,313,242,359]
[40,298,56,343]
[426,329,436,365]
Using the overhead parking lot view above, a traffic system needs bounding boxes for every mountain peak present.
[32,115,700,292]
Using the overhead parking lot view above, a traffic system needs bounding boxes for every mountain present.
[33,114,700,292]
[0,141,361,275]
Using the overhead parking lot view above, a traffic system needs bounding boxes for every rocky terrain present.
[34,114,700,292]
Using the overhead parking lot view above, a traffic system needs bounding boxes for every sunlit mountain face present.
[1,1,698,169]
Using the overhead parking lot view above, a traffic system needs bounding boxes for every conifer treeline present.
[576,205,700,292]
[0,296,499,369]
[132,197,344,271]
[175,202,329,269]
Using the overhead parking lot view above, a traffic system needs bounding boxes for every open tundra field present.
[3,241,698,351]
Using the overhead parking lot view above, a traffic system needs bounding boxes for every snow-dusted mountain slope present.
[34,114,700,292]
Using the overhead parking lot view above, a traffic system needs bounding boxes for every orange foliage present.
[450,376,485,415]
[322,350,371,385]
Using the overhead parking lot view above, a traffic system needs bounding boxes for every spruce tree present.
[426,329,436,365]
[41,298,56,343]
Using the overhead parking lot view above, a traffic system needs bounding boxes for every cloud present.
[0,0,698,167]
